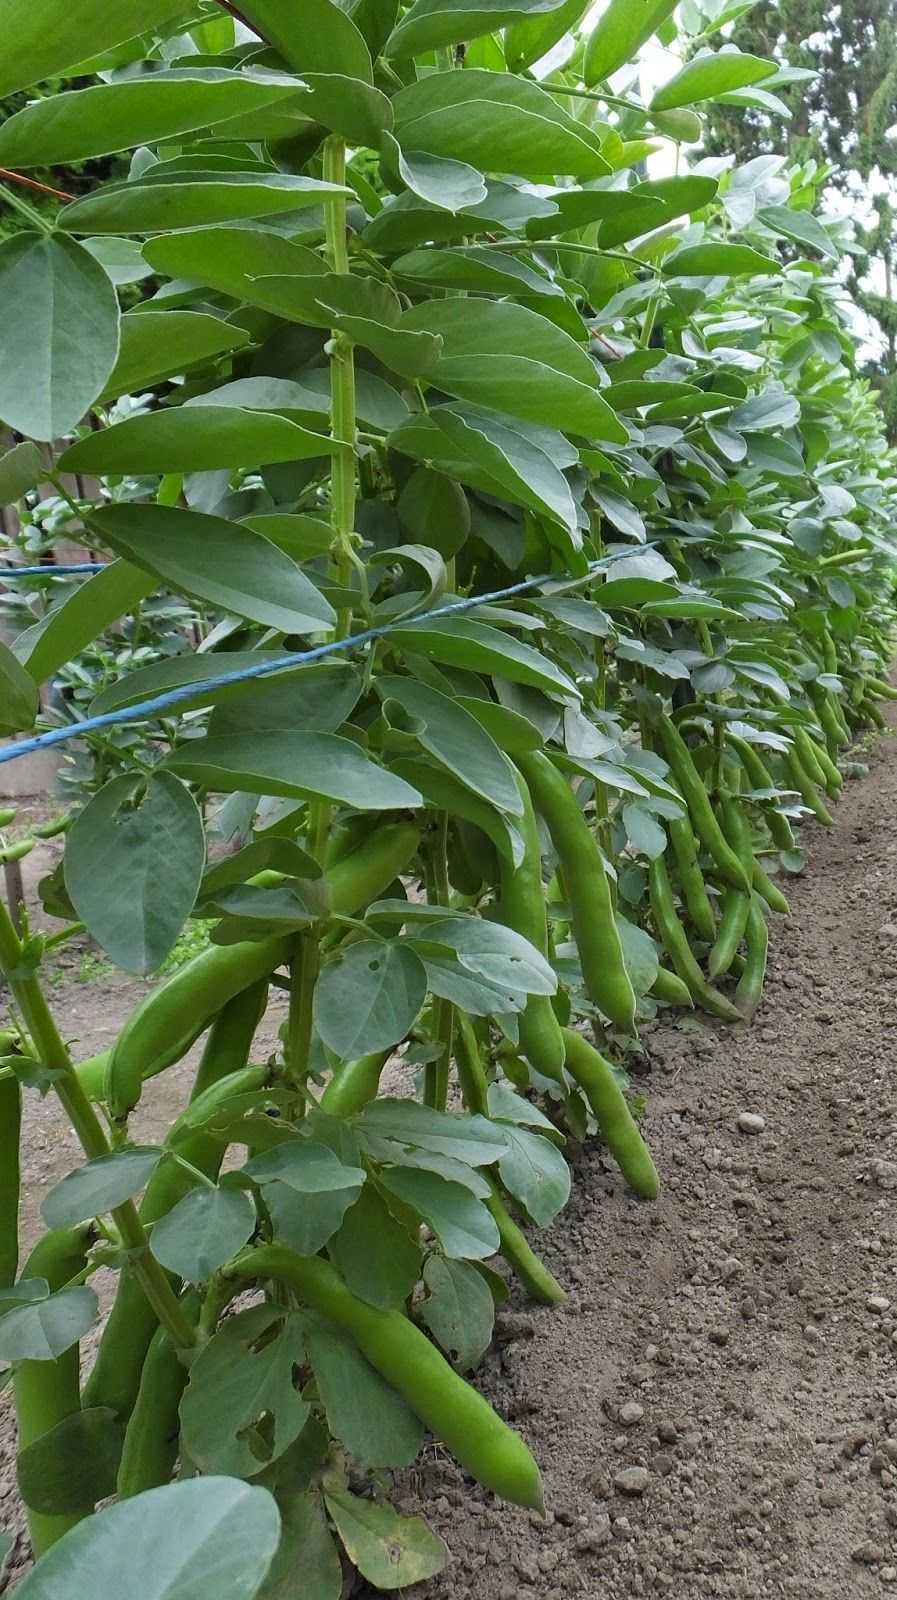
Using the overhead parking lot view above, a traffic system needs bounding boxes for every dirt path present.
[3,715,897,1595]
[401,708,897,1600]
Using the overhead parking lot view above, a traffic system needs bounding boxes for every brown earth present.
[3,710,897,1597]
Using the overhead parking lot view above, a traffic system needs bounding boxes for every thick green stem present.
[324,134,357,623]
[0,903,195,1350]
[424,818,453,1109]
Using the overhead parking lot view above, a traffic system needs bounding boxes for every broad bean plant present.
[0,0,895,1595]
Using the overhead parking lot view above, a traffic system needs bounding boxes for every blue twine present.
[0,562,603,768]
[1,564,108,577]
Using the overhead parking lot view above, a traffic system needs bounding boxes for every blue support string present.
[0,562,603,768]
[1,564,107,577]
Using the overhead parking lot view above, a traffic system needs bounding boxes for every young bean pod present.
[14,1227,91,1555]
[655,719,750,891]
[319,1050,390,1117]
[116,1325,189,1499]
[229,1246,545,1511]
[784,747,834,826]
[725,734,796,852]
[0,1074,21,1287]
[560,1028,659,1199]
[707,889,751,980]
[517,752,636,1033]
[649,966,694,1008]
[495,770,566,1083]
[647,857,743,1023]
[751,860,790,916]
[735,896,769,1020]
[485,1179,566,1306]
[667,814,716,943]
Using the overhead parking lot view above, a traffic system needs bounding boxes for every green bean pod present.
[517,752,636,1033]
[647,857,743,1023]
[116,1325,188,1499]
[0,1073,21,1288]
[735,896,769,1020]
[811,683,849,754]
[667,814,716,943]
[649,966,694,1008]
[485,1179,566,1306]
[821,629,838,675]
[190,980,268,1103]
[793,727,828,789]
[866,675,897,701]
[784,748,834,826]
[105,935,292,1120]
[319,1050,390,1117]
[655,718,750,891]
[14,1227,91,1555]
[560,1028,659,1199]
[707,889,751,979]
[84,1056,266,1424]
[495,770,566,1083]
[725,734,796,851]
[805,732,843,799]
[862,695,887,730]
[231,1246,545,1511]
[752,859,790,915]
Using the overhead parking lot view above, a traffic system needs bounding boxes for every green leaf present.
[208,666,363,739]
[412,915,555,995]
[17,1408,122,1514]
[0,1287,97,1362]
[60,172,350,236]
[143,227,327,320]
[180,1305,310,1477]
[584,0,678,84]
[392,70,611,181]
[378,1168,499,1259]
[258,1490,341,1600]
[13,1479,282,1600]
[246,1140,366,1195]
[101,311,251,401]
[388,615,579,701]
[324,1490,447,1591]
[291,73,393,146]
[385,140,487,212]
[650,50,776,111]
[305,1315,424,1467]
[664,242,778,277]
[314,942,427,1060]
[357,1099,508,1164]
[622,802,667,858]
[13,561,157,687]
[419,1254,495,1370]
[393,245,561,299]
[64,772,204,975]
[730,388,800,432]
[0,440,43,505]
[506,0,591,71]
[165,733,421,810]
[266,1183,360,1255]
[0,641,38,736]
[403,298,627,441]
[0,68,310,167]
[396,466,470,558]
[60,407,336,475]
[616,913,660,996]
[390,403,579,534]
[0,234,119,441]
[150,1185,257,1282]
[375,676,521,814]
[239,0,374,81]
[597,175,719,248]
[495,1125,570,1226]
[85,504,336,635]
[387,0,569,56]
[43,1150,163,1229]
[327,1186,421,1310]
[88,652,310,720]
[757,204,838,260]
[0,0,189,98]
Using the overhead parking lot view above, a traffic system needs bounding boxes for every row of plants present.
[1,0,896,1595]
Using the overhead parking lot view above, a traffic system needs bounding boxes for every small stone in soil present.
[866,1295,891,1312]
[737,1112,766,1134]
[615,1467,650,1497]
[852,1543,885,1565]
[619,1402,645,1427]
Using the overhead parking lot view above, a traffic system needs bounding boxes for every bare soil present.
[3,711,897,1597]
